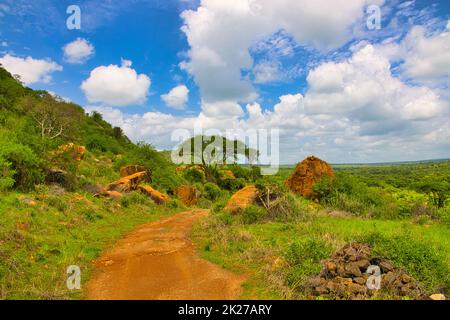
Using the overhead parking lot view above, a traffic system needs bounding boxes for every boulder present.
[430,294,446,300]
[138,185,169,204]
[46,168,69,186]
[94,190,122,201]
[83,183,105,195]
[119,165,150,179]
[53,143,86,161]
[175,185,200,206]
[285,156,334,198]
[224,185,259,214]
[106,171,150,193]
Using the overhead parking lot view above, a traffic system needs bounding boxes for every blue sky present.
[1,0,449,164]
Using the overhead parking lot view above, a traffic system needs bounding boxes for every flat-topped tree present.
[175,135,259,167]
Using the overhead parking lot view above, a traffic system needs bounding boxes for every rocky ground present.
[309,242,427,300]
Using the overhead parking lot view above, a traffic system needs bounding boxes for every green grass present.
[0,190,179,299]
[192,211,450,299]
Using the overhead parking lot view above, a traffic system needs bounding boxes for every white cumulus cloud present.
[180,0,373,108]
[63,38,95,64]
[161,85,189,109]
[81,59,151,107]
[400,25,450,86]
[0,54,62,85]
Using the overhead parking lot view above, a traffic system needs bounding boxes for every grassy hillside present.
[0,67,185,299]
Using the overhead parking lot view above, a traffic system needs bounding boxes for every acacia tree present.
[176,135,259,166]
[414,179,450,208]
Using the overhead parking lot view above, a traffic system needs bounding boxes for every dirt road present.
[85,209,245,300]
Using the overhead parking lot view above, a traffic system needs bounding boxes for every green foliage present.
[285,237,332,288]
[204,182,222,201]
[183,167,206,184]
[361,231,449,292]
[0,139,43,190]
[227,164,261,181]
[413,178,450,208]
[0,156,15,191]
[313,171,443,220]
[241,205,267,224]
[114,142,183,192]
[175,135,259,165]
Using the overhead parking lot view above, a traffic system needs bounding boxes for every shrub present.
[183,167,205,184]
[212,195,230,213]
[166,198,185,209]
[241,205,267,224]
[0,156,15,191]
[219,177,245,191]
[0,140,43,190]
[204,182,221,200]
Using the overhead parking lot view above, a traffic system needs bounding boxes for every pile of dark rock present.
[309,242,426,299]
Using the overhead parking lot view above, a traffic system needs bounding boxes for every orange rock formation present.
[224,185,259,214]
[138,185,169,204]
[175,185,200,206]
[285,156,334,198]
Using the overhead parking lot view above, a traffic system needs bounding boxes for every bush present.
[241,205,267,224]
[219,177,245,191]
[183,167,205,184]
[204,182,221,201]
[166,198,185,209]
[0,140,43,190]
[0,156,15,191]
[212,195,230,213]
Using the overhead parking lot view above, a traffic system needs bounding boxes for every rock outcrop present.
[92,165,167,205]
[138,185,169,204]
[285,156,334,198]
[106,171,150,193]
[224,185,259,214]
[52,143,86,161]
[175,185,200,206]
[119,165,150,179]
[309,242,426,299]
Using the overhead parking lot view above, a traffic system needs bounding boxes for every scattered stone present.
[48,184,66,196]
[94,190,122,201]
[138,185,169,204]
[46,168,69,186]
[379,260,394,273]
[119,165,151,179]
[310,242,426,300]
[224,185,259,214]
[430,294,446,300]
[83,183,105,195]
[19,196,37,207]
[285,156,334,199]
[106,171,150,193]
[52,143,86,161]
